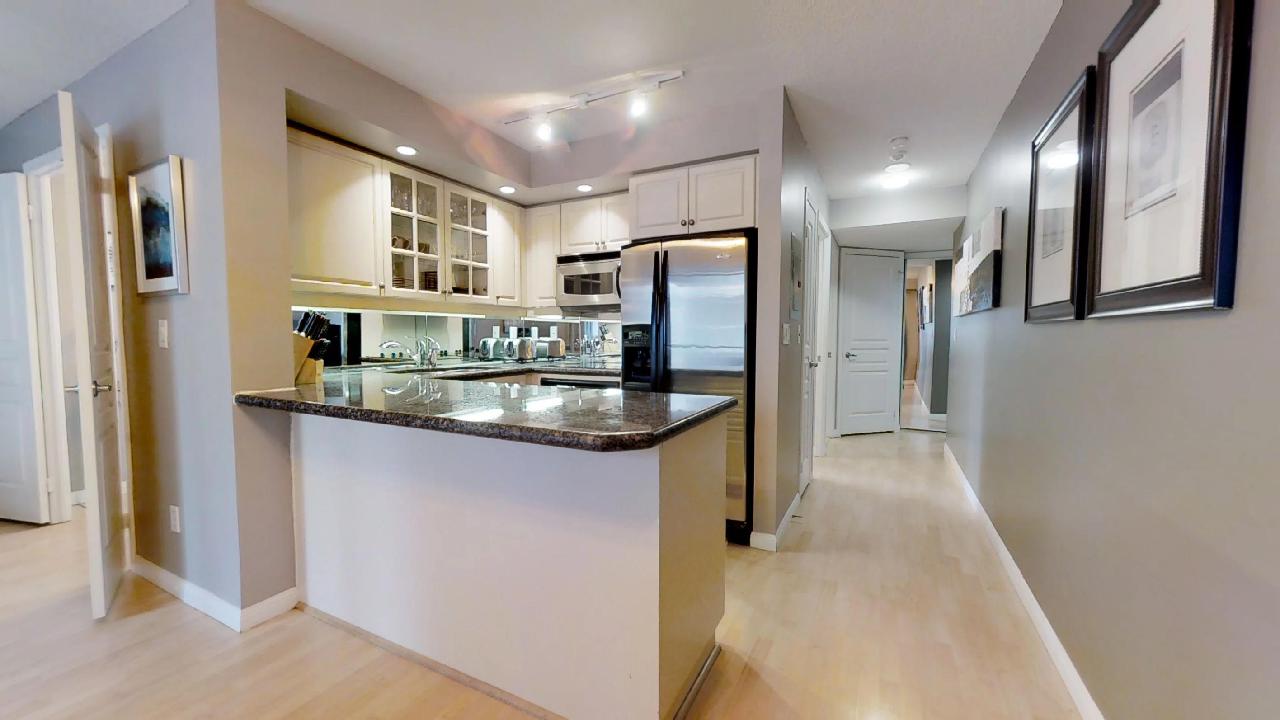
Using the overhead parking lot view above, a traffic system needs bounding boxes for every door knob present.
[808,361,820,368]
[92,381,113,397]
[680,219,688,227]
[844,351,857,360]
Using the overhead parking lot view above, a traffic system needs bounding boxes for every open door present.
[798,196,820,495]
[57,91,127,619]
[0,174,52,524]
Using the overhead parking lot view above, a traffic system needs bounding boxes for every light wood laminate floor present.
[0,433,1075,719]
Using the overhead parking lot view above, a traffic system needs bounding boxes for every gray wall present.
[949,0,1280,717]
[927,258,951,412]
[0,0,248,604]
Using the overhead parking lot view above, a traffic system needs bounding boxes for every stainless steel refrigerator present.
[620,229,755,545]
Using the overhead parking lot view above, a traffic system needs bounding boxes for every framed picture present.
[129,155,189,294]
[955,208,1004,316]
[1026,67,1097,323]
[1088,0,1254,317]
[789,232,803,319]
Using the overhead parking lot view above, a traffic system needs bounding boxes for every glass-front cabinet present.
[384,165,444,298]
[446,186,491,300]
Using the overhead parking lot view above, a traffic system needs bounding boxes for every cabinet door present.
[488,199,521,306]
[525,205,560,307]
[288,130,382,294]
[384,163,445,299]
[689,156,755,232]
[559,197,603,255]
[629,168,688,239]
[445,185,492,302]
[601,193,630,251]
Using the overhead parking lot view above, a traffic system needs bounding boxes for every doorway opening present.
[0,92,132,621]
[901,257,950,433]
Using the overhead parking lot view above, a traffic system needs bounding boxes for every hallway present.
[688,432,1076,719]
[0,433,1077,719]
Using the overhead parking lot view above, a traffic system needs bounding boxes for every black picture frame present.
[1087,0,1254,317]
[1026,67,1097,323]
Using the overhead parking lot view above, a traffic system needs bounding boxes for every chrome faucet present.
[380,337,442,369]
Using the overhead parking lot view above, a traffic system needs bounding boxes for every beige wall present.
[950,0,1280,717]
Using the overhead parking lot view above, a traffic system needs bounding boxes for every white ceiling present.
[250,0,1061,199]
[0,0,188,128]
[835,217,962,252]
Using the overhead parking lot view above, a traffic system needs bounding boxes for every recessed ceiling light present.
[499,185,516,195]
[576,184,593,193]
[884,162,911,173]
[629,93,649,119]
[880,173,910,190]
[395,145,417,156]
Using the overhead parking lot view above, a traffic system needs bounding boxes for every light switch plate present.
[782,323,791,345]
[168,505,181,533]
[158,319,169,349]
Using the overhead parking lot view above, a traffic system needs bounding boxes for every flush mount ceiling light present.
[395,145,417,156]
[505,70,684,137]
[499,185,516,195]
[879,136,913,190]
[576,184,593,193]
[1044,139,1079,169]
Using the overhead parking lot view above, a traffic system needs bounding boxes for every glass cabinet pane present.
[451,226,469,260]
[472,266,489,297]
[391,253,413,289]
[419,258,440,293]
[416,181,438,218]
[471,232,488,264]
[417,219,438,255]
[451,263,471,295]
[470,198,487,231]
[449,192,468,225]
[391,173,413,212]
[390,214,413,250]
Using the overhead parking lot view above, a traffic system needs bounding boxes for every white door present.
[836,248,905,435]
[798,199,820,494]
[558,197,602,255]
[600,193,630,251]
[57,92,127,618]
[689,156,755,233]
[629,167,687,239]
[525,205,559,307]
[0,174,51,523]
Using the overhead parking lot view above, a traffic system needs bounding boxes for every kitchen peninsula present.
[235,371,734,719]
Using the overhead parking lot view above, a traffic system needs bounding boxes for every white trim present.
[749,490,804,553]
[131,555,298,633]
[943,444,1105,720]
[240,586,300,631]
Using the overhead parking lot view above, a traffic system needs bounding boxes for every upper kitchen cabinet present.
[629,156,756,239]
[525,205,560,308]
[383,163,445,299]
[601,194,630,251]
[288,129,382,294]
[487,198,521,306]
[559,197,603,255]
[445,185,493,302]
[629,167,687,239]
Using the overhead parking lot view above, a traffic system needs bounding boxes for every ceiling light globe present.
[884,162,911,174]
[880,173,910,190]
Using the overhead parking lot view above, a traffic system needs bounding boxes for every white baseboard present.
[942,444,1105,720]
[749,490,804,553]
[131,555,297,633]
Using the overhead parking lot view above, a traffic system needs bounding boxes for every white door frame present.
[834,248,906,435]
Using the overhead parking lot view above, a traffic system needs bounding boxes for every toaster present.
[515,336,537,362]
[537,338,566,359]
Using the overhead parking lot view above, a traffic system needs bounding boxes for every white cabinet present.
[629,156,756,239]
[525,205,560,307]
[629,168,687,239]
[689,156,756,232]
[444,184,493,301]
[601,194,630,251]
[383,163,445,299]
[559,197,602,255]
[288,129,382,294]
[488,199,520,306]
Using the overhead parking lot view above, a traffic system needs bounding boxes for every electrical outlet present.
[158,319,169,349]
[169,505,181,533]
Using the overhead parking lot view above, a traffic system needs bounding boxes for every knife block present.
[295,358,323,384]
[292,333,315,382]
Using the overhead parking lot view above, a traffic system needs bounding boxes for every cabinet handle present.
[680,219,688,227]
[688,219,696,226]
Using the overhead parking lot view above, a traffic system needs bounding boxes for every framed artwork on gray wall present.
[1087,0,1254,317]
[128,155,190,295]
[954,208,1003,316]
[1026,67,1097,323]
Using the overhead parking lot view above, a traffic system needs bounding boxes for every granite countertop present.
[234,370,734,452]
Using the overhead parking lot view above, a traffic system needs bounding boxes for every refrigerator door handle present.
[649,250,662,392]
[658,249,670,392]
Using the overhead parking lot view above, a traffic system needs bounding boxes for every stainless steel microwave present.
[556,251,621,314]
